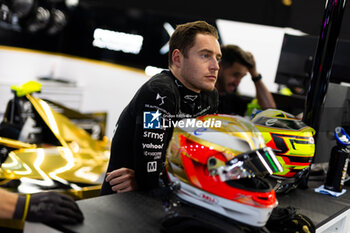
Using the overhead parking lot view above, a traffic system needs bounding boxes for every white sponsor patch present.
[143,131,164,142]
[144,151,162,159]
[147,161,157,172]
[142,143,164,149]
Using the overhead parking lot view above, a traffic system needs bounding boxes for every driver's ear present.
[172,49,182,68]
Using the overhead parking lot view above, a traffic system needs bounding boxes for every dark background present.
[0,0,349,70]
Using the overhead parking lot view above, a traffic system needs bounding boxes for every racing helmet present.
[251,109,316,193]
[165,114,282,227]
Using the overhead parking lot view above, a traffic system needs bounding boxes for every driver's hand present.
[246,51,259,78]
[106,167,138,193]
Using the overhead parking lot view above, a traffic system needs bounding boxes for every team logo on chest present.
[156,93,166,106]
[184,95,198,101]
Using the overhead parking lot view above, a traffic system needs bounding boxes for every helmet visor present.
[212,147,283,182]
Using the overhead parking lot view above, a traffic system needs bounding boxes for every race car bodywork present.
[0,81,110,199]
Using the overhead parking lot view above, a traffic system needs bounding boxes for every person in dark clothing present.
[100,20,222,195]
[216,44,276,116]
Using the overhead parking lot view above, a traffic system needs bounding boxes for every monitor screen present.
[314,83,350,163]
[275,33,350,89]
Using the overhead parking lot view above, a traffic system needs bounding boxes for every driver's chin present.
[203,83,216,92]
[199,79,216,92]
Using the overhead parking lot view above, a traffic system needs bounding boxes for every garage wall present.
[0,46,150,138]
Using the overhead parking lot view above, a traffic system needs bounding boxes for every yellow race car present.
[0,81,110,200]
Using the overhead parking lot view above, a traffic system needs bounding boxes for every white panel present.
[316,209,350,233]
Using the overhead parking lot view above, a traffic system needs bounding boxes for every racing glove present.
[13,191,84,224]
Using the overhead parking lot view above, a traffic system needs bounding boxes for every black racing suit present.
[100,70,218,195]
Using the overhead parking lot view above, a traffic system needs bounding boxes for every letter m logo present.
[147,161,157,172]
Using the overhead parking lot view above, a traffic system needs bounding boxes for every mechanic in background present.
[216,44,276,116]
